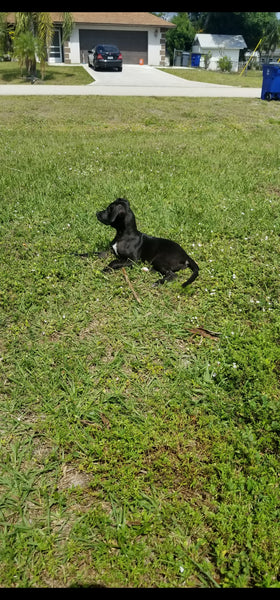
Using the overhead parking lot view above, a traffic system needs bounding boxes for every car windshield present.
[96,45,119,53]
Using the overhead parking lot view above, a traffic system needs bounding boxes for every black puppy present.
[96,198,199,287]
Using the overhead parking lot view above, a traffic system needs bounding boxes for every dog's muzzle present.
[96,210,109,225]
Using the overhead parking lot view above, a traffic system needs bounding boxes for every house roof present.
[7,11,175,28]
[194,34,247,50]
[52,12,174,28]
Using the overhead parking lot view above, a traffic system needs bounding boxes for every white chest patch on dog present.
[112,242,119,256]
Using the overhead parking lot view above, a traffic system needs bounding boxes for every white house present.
[192,34,247,72]
[47,12,175,66]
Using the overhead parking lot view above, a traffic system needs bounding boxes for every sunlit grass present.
[160,67,263,88]
[0,60,94,84]
[0,96,279,588]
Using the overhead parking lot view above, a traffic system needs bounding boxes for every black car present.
[88,44,123,71]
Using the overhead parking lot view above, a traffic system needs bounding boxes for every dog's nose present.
[96,210,105,223]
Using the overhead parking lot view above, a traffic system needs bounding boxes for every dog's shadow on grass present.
[72,250,108,259]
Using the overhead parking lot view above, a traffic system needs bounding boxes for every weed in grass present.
[0,96,279,587]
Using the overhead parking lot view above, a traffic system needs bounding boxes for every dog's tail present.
[182,257,199,288]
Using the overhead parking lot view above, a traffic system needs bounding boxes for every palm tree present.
[0,12,8,55]
[261,19,280,60]
[9,12,73,79]
[13,30,38,76]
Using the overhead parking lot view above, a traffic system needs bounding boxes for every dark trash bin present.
[181,52,190,67]
[261,63,280,101]
[191,53,201,68]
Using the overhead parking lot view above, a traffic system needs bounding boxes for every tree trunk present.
[30,57,37,77]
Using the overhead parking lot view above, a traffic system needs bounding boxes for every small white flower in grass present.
[232,274,236,280]
[62,314,65,319]
[232,363,238,369]
[179,566,184,574]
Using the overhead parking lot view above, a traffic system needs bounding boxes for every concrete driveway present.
[0,64,261,98]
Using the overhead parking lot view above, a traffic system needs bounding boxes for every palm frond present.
[61,12,73,45]
[15,12,33,36]
[0,12,8,54]
[37,12,54,48]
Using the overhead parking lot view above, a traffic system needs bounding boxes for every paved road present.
[0,64,261,98]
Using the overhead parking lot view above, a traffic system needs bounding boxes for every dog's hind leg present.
[153,271,178,286]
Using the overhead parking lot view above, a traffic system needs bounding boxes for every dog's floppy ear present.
[109,202,127,224]
[115,197,130,207]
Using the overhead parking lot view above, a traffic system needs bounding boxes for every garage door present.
[79,29,148,64]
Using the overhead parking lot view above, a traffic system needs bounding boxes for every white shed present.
[192,34,247,72]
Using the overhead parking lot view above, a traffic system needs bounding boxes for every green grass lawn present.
[0,61,94,84]
[0,96,279,588]
[160,67,263,88]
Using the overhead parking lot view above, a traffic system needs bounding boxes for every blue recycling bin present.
[191,53,201,68]
[261,63,280,101]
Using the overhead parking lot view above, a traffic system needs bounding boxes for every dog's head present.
[96,198,131,228]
